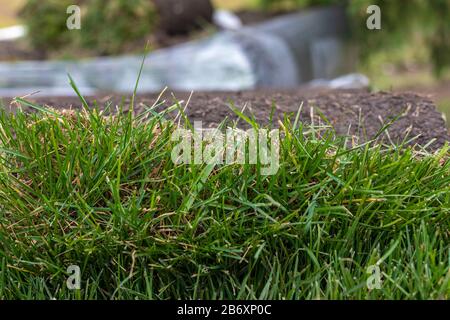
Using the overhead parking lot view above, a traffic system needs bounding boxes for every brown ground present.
[2,89,449,151]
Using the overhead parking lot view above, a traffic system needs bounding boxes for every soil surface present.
[2,89,449,151]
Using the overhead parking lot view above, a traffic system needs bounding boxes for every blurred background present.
[0,0,449,126]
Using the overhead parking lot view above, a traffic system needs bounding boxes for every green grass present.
[0,92,449,300]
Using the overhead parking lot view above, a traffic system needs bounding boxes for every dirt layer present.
[2,89,449,150]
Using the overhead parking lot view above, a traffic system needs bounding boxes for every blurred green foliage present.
[20,0,72,54]
[20,0,156,56]
[260,0,450,77]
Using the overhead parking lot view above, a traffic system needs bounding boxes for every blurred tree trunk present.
[152,0,214,35]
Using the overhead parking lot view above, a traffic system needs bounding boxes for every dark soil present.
[153,0,214,35]
[3,89,449,151]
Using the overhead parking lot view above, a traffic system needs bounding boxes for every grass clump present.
[20,0,156,56]
[0,96,449,300]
